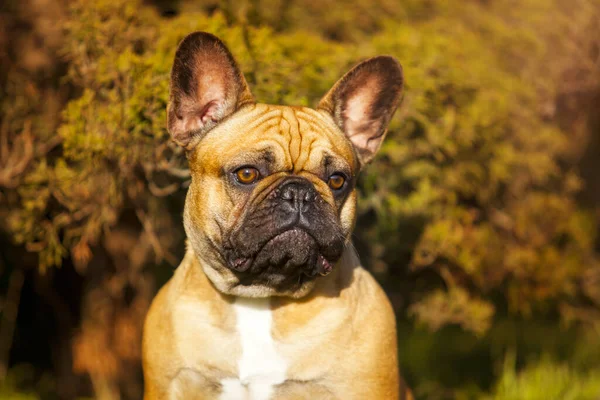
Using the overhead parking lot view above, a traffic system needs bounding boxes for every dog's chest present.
[219,297,287,400]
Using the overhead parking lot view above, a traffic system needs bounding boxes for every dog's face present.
[167,32,403,298]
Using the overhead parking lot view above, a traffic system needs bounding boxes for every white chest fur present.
[220,297,287,400]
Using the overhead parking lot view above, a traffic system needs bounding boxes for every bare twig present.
[0,120,34,188]
[0,268,25,381]
[135,208,177,265]
[0,119,63,189]
[148,181,179,197]
[157,164,190,179]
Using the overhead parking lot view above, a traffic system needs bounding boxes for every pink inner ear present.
[174,55,238,137]
[167,32,256,148]
[199,101,220,124]
[343,77,382,154]
[179,101,219,133]
[194,62,233,125]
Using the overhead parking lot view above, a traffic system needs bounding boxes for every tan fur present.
[144,246,399,399]
[183,105,358,299]
[144,32,407,399]
[270,249,399,399]
[144,104,402,399]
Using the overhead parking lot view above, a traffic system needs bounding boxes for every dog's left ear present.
[318,56,403,166]
[167,32,255,148]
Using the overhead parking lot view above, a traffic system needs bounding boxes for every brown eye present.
[235,167,260,184]
[328,174,346,190]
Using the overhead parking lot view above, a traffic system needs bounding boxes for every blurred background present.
[1,0,600,398]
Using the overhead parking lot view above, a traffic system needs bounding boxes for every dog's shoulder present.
[142,251,239,397]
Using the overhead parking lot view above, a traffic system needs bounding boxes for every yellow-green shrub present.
[1,0,600,396]
[4,0,599,331]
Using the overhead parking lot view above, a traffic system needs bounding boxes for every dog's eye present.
[235,167,260,184]
[328,174,346,190]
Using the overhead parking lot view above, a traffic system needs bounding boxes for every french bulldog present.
[142,31,410,400]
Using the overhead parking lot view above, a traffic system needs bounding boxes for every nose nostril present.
[278,180,317,209]
[281,188,293,201]
[304,191,314,202]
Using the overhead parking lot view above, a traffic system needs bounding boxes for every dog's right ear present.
[167,32,255,149]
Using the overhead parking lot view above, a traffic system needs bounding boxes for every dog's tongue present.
[317,255,333,276]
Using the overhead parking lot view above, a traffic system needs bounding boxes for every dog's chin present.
[203,261,318,299]
[216,274,317,299]
[201,228,341,299]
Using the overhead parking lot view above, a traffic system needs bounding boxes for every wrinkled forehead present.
[191,104,357,174]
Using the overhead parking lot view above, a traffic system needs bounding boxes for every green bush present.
[6,0,596,329]
[0,365,53,400]
[489,354,600,400]
[1,0,599,397]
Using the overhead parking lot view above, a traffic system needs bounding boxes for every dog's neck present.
[181,244,360,303]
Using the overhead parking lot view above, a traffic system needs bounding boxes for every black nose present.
[279,179,317,222]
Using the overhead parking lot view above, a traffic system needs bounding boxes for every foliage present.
[0,365,52,400]
[8,0,598,328]
[1,0,599,398]
[488,354,600,400]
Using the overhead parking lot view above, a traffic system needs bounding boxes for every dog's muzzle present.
[224,177,343,285]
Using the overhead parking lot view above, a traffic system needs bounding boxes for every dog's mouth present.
[226,228,336,278]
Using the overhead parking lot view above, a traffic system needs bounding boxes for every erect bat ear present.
[318,56,404,166]
[167,32,255,149]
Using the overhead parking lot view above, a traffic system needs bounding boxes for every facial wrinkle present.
[274,113,291,172]
[278,108,301,171]
[242,105,280,132]
[291,108,316,173]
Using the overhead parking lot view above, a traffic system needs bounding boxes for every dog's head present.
[168,32,403,298]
